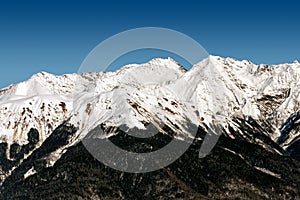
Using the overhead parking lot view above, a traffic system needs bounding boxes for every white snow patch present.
[24,167,37,179]
[254,166,281,179]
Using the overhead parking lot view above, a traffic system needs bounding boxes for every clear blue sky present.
[0,0,299,88]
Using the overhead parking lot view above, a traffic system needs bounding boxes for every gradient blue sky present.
[0,0,299,88]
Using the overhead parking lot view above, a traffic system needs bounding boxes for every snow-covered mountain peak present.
[30,71,54,79]
[0,57,191,145]
[0,55,300,150]
[0,72,79,144]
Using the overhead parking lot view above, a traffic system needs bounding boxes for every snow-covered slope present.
[0,72,75,145]
[0,56,299,156]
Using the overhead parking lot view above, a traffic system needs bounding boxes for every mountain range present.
[0,56,299,199]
